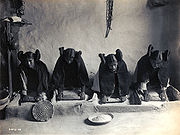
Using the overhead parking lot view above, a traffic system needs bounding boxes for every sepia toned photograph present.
[0,0,180,135]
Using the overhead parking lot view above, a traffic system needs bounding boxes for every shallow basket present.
[88,113,114,125]
[32,100,54,122]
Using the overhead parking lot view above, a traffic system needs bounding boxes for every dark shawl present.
[136,54,169,87]
[98,59,129,96]
[17,60,49,95]
[51,53,89,89]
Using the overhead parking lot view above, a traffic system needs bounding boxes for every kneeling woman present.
[50,47,89,101]
[90,49,129,103]
[17,49,49,103]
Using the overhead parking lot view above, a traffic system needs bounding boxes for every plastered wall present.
[1,0,180,89]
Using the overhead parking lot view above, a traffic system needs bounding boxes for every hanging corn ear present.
[105,0,113,38]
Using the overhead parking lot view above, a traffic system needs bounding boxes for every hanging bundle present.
[105,0,113,38]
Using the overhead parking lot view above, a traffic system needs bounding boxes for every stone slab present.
[5,93,179,120]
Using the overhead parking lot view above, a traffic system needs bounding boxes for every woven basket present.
[32,100,54,122]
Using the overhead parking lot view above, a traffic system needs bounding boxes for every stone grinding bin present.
[0,90,10,119]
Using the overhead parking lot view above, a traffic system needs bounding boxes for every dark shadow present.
[61,98,83,101]
[147,0,180,90]
[28,110,36,122]
[159,0,180,90]
[99,100,124,104]
[108,100,124,103]
[0,107,6,120]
